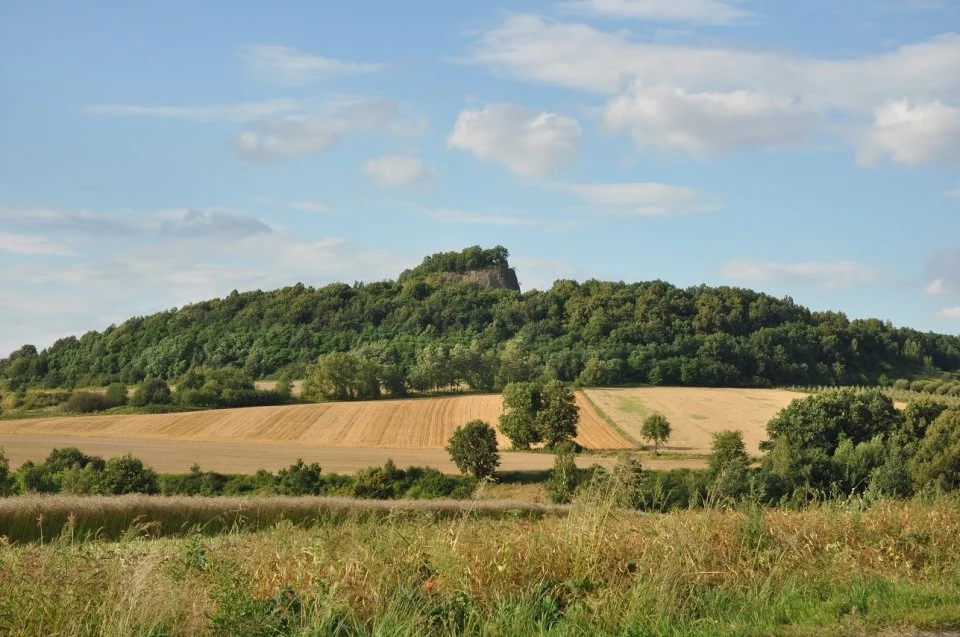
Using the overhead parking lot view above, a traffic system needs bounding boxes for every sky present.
[1,0,959,356]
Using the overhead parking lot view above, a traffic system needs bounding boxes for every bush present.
[99,454,159,494]
[910,409,960,491]
[131,378,172,407]
[353,460,404,499]
[446,420,500,479]
[105,383,128,406]
[276,459,324,496]
[546,443,579,504]
[0,447,13,496]
[16,461,57,493]
[66,391,114,413]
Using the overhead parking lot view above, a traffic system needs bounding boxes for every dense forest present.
[2,246,959,393]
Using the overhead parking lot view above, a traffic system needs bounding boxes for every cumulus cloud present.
[447,103,582,176]
[938,307,960,319]
[557,182,721,215]
[0,233,74,256]
[157,209,273,240]
[602,84,818,156]
[83,99,300,122]
[465,15,960,108]
[234,99,397,162]
[362,155,430,187]
[240,44,385,85]
[859,99,960,167]
[0,211,407,355]
[0,206,141,235]
[556,0,756,24]
[925,249,960,296]
[722,259,881,289]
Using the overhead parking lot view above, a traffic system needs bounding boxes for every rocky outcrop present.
[431,267,521,292]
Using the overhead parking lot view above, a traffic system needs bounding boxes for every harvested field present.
[583,387,804,456]
[0,392,634,472]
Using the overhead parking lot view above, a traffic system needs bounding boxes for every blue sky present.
[1,0,959,355]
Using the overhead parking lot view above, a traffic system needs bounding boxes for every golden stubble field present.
[0,388,801,472]
[0,392,631,473]
[582,387,805,456]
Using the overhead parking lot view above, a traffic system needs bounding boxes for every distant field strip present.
[582,387,803,456]
[0,392,630,453]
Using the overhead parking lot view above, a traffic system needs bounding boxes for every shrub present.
[353,460,403,499]
[16,461,57,493]
[0,447,13,496]
[104,382,128,406]
[66,391,113,413]
[130,377,172,407]
[99,454,159,494]
[910,409,960,491]
[276,459,324,496]
[446,420,500,479]
[546,443,579,504]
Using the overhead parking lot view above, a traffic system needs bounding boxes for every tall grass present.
[0,494,563,543]
[2,492,960,635]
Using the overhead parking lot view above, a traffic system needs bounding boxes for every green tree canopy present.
[446,420,500,479]
[641,413,672,455]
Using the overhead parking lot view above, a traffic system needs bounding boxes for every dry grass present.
[2,493,960,635]
[584,387,805,456]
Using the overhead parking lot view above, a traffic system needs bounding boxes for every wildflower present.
[425,580,435,591]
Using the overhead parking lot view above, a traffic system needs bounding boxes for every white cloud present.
[602,84,818,156]
[234,99,397,162]
[859,99,960,167]
[722,259,881,289]
[422,208,581,232]
[0,206,141,235]
[556,0,756,24]
[938,307,960,318]
[947,188,960,198]
[926,249,960,296]
[465,15,960,109]
[156,209,273,239]
[240,44,385,85]
[0,233,74,256]
[288,200,329,213]
[84,99,300,122]
[363,155,430,187]
[0,205,273,241]
[926,278,948,295]
[0,207,408,355]
[558,182,721,215]
[447,103,582,176]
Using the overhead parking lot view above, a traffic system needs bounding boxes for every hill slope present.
[2,245,959,392]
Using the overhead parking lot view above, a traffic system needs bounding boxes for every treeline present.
[2,367,292,416]
[0,449,473,500]
[3,245,959,394]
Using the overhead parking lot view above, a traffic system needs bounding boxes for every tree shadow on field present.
[494,470,552,485]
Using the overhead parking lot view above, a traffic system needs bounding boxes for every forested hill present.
[2,245,959,392]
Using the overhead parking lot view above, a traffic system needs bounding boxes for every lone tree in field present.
[499,381,580,449]
[641,413,671,455]
[446,419,500,479]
